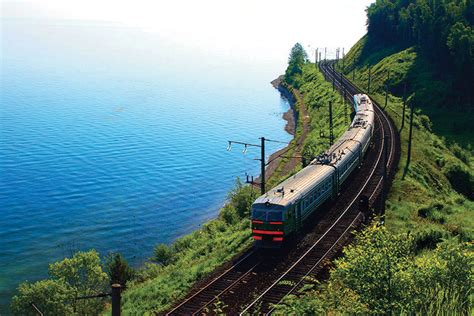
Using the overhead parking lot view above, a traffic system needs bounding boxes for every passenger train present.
[251,94,375,247]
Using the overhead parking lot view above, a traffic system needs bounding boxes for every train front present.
[251,200,287,248]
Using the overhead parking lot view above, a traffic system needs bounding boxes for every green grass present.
[121,218,252,314]
[339,41,473,242]
[118,182,256,314]
[295,64,353,159]
[272,35,473,314]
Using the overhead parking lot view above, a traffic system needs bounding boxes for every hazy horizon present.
[3,0,373,63]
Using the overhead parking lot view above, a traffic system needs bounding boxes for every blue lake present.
[0,19,291,311]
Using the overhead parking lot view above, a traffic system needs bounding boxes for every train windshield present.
[252,209,283,221]
[267,211,282,221]
[252,210,266,221]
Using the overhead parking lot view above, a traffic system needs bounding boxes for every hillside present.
[273,1,473,313]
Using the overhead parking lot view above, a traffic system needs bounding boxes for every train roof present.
[253,163,334,208]
[253,94,374,209]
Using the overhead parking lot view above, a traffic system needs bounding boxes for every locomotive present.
[251,94,374,247]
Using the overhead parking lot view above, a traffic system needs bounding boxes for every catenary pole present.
[401,82,407,130]
[329,101,334,146]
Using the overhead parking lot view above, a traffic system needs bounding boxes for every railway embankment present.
[272,38,473,315]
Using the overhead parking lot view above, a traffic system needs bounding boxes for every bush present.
[413,227,450,252]
[105,253,135,287]
[274,226,473,314]
[219,204,239,225]
[443,163,474,200]
[133,263,162,283]
[227,178,257,218]
[152,244,175,266]
[417,203,446,224]
[450,143,470,164]
[419,114,432,132]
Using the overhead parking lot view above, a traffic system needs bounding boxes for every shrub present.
[105,253,135,287]
[133,263,162,283]
[152,244,175,266]
[450,143,470,164]
[417,203,446,224]
[413,227,450,252]
[274,226,473,314]
[419,114,432,132]
[443,163,474,200]
[219,204,239,225]
[227,178,257,218]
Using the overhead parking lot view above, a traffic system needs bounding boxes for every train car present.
[251,94,374,248]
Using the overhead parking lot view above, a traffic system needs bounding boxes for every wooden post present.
[112,284,122,316]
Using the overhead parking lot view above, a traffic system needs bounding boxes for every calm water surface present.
[0,19,291,311]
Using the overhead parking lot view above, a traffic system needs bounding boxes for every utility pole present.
[329,101,334,146]
[324,47,327,61]
[227,138,269,195]
[332,76,335,91]
[403,100,414,179]
[342,47,345,70]
[400,82,407,131]
[319,52,322,64]
[384,70,390,109]
[340,71,343,90]
[368,67,371,94]
[315,48,318,66]
[344,88,349,124]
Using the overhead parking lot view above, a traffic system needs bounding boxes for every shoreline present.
[262,76,299,183]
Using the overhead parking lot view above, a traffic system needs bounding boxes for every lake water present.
[0,19,291,311]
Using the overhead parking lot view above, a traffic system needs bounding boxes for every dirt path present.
[261,76,311,185]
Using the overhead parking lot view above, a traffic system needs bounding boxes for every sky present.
[2,0,374,62]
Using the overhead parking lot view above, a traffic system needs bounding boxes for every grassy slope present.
[272,36,473,314]
[341,36,473,242]
[121,217,252,314]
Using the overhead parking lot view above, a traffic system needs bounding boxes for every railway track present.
[165,62,400,315]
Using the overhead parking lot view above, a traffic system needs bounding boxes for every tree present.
[11,250,109,316]
[11,280,74,316]
[285,43,308,86]
[105,253,135,287]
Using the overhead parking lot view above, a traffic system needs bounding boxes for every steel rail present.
[166,250,259,315]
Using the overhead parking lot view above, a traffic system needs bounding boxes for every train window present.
[267,212,282,221]
[252,210,266,221]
